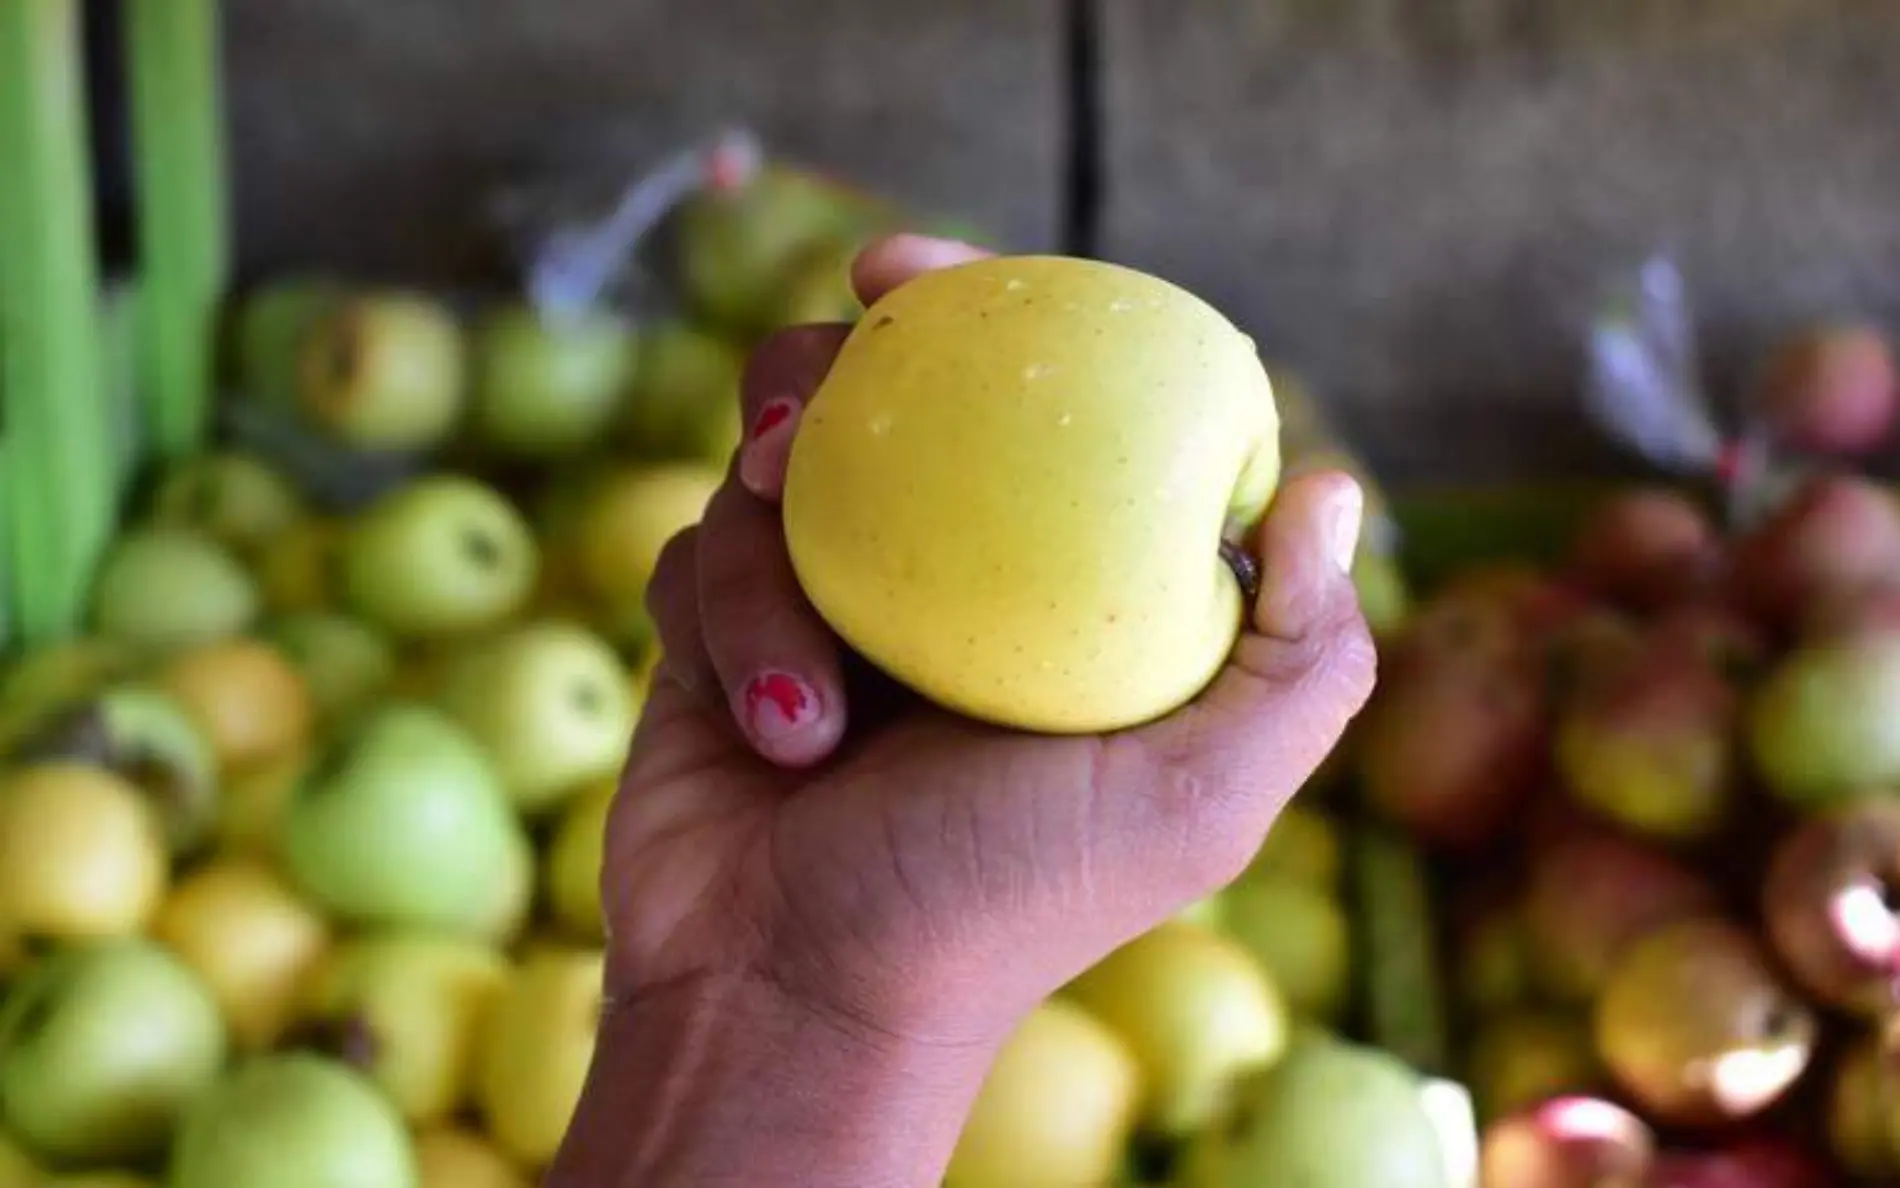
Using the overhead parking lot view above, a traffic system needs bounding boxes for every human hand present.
[549,234,1376,1187]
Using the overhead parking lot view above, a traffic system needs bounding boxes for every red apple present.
[1569,488,1723,612]
[1647,1138,1835,1188]
[1729,473,1900,629]
[1479,1096,1655,1188]
[1356,652,1548,850]
[1524,825,1721,1002]
[1755,323,1898,458]
[1762,801,1900,1019]
[1395,563,1585,676]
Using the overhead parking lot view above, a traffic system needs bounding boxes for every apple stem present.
[1219,539,1261,605]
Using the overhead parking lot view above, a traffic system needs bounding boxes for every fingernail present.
[740,398,801,494]
[1323,480,1364,574]
[742,671,823,743]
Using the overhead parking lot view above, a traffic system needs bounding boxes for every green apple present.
[1064,920,1288,1137]
[544,779,617,941]
[295,932,509,1125]
[215,746,311,856]
[89,528,259,652]
[436,621,635,815]
[763,236,865,328]
[1750,632,1900,808]
[341,476,539,640]
[0,762,169,943]
[945,998,1141,1188]
[0,939,226,1165]
[11,683,219,855]
[281,703,534,942]
[412,1128,527,1188]
[619,321,746,465]
[48,1173,154,1188]
[474,945,604,1167]
[675,166,879,333]
[268,613,397,725]
[469,304,637,459]
[166,1053,416,1188]
[572,466,723,651]
[253,516,343,615]
[1465,1009,1601,1123]
[1178,1029,1449,1188]
[229,277,348,408]
[154,857,330,1051]
[150,452,307,559]
[1220,879,1350,1022]
[1241,804,1342,892]
[782,255,1280,733]
[297,291,466,451]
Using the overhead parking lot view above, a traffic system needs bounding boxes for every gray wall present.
[226,0,1900,484]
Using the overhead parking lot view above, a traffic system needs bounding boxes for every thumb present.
[1106,469,1378,904]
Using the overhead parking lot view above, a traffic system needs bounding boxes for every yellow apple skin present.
[1063,920,1288,1137]
[0,763,168,942]
[782,255,1280,734]
[413,1127,529,1188]
[545,779,616,942]
[945,999,1142,1188]
[0,1129,40,1188]
[153,857,330,1050]
[475,945,605,1166]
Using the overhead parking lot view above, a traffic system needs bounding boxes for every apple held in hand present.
[0,940,226,1165]
[166,1053,416,1188]
[782,255,1280,734]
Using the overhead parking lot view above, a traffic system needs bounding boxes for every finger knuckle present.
[643,527,700,621]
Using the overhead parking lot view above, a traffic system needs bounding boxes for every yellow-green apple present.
[341,476,539,640]
[88,528,259,652]
[544,778,616,941]
[943,998,1141,1188]
[474,945,604,1166]
[436,622,635,815]
[782,255,1280,733]
[294,932,509,1125]
[572,465,722,651]
[150,452,306,560]
[1063,920,1286,1137]
[229,276,348,408]
[253,516,343,614]
[0,762,168,943]
[1219,878,1350,1023]
[153,857,330,1050]
[413,1127,527,1188]
[469,304,637,459]
[166,1053,416,1188]
[281,703,533,942]
[0,940,226,1165]
[297,291,466,450]
[268,613,397,726]
[1593,918,1816,1127]
[619,321,745,465]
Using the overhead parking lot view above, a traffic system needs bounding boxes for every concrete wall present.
[225,0,1900,483]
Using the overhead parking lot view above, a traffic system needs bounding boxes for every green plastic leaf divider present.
[1389,481,1617,589]
[0,0,114,649]
[127,0,229,460]
[1350,819,1451,1078]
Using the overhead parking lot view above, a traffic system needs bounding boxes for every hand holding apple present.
[546,235,1375,1188]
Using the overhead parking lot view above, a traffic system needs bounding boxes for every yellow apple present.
[544,779,617,941]
[782,254,1279,733]
[157,638,314,775]
[475,944,604,1166]
[0,1128,40,1188]
[572,466,722,651]
[298,932,510,1125]
[944,998,1141,1188]
[153,857,330,1050]
[1064,920,1288,1137]
[413,1127,529,1188]
[0,763,167,943]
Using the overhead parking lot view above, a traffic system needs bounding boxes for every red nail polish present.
[743,671,820,741]
[750,399,796,441]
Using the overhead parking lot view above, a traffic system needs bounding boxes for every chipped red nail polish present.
[750,399,797,441]
[743,671,820,741]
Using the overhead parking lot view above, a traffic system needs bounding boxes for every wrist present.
[548,969,1005,1188]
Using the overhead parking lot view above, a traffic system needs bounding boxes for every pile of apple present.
[1351,325,1900,1186]
[0,158,902,1188]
